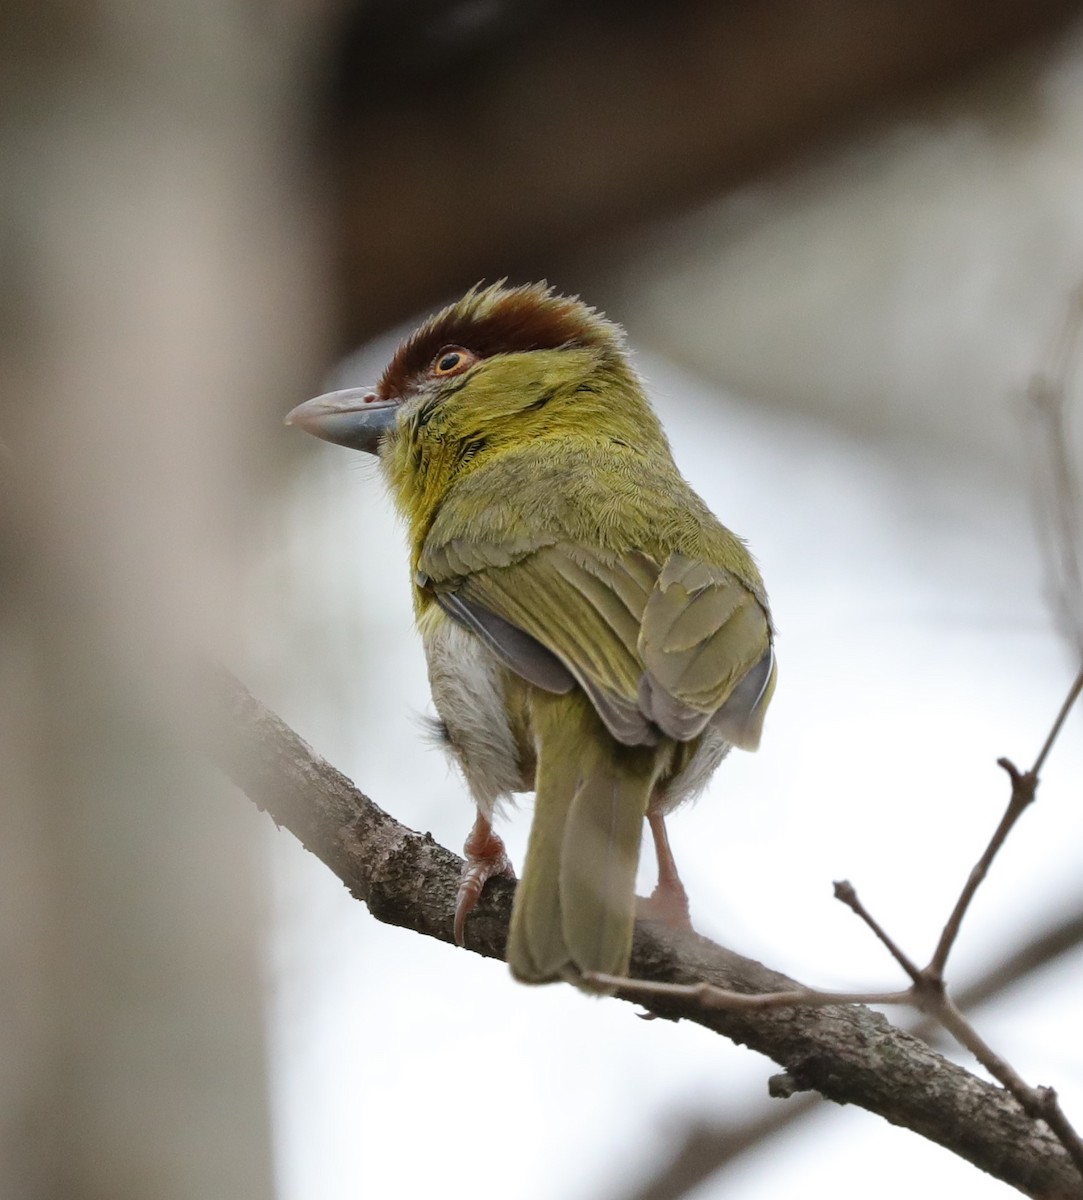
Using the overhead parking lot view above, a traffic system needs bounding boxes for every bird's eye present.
[430,346,477,377]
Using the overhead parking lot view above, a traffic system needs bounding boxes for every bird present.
[285,281,775,989]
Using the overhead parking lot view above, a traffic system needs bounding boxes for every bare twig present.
[614,899,1083,1200]
[869,876,1083,1181]
[936,990,1083,1179]
[584,974,912,1011]
[1032,666,1083,777]
[597,665,1083,1183]
[619,897,1083,1200]
[926,664,1081,981]
[927,757,1037,979]
[833,879,925,983]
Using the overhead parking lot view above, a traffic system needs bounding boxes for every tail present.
[508,691,662,988]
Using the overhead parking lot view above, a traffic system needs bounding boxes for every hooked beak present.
[284,387,398,455]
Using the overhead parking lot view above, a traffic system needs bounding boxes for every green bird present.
[286,282,775,988]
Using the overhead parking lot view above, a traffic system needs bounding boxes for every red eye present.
[430,346,478,377]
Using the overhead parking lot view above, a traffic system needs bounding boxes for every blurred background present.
[4,2,1083,1198]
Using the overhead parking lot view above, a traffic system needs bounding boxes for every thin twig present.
[833,879,924,984]
[930,657,1083,977]
[613,900,1083,1200]
[584,973,911,1012]
[927,758,1036,978]
[594,663,1083,1184]
[840,664,1083,1171]
[1032,665,1083,777]
[841,664,1083,1172]
[936,995,1083,1179]
[936,994,1047,1108]
[779,872,1083,1178]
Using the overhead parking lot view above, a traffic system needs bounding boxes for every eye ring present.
[430,346,478,377]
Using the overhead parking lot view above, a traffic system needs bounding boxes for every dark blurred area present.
[315,0,1081,346]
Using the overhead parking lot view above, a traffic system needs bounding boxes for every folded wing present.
[419,537,774,749]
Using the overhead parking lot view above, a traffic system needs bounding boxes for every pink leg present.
[454,812,515,945]
[639,811,692,930]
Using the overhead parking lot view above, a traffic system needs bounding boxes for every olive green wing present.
[419,539,774,749]
[638,554,776,750]
[421,539,658,743]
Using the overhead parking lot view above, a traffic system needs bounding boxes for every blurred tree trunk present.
[0,3,329,1196]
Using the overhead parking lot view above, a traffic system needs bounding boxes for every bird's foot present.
[639,810,693,930]
[454,814,515,946]
[637,877,692,931]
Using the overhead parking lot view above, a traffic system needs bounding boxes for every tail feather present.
[508,762,577,981]
[560,770,650,979]
[508,691,660,987]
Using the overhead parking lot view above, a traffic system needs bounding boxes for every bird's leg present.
[454,811,515,945]
[638,811,692,930]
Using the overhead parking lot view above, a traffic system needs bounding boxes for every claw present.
[454,813,515,945]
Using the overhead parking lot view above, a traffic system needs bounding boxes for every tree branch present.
[616,899,1083,1200]
[591,666,1083,1188]
[206,664,1081,1199]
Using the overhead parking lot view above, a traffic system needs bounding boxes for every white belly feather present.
[421,605,732,819]
[422,611,524,817]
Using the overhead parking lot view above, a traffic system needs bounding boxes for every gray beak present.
[284,387,398,455]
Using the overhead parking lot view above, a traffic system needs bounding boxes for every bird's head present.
[285,281,656,462]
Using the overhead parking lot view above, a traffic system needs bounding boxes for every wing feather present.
[420,539,773,748]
